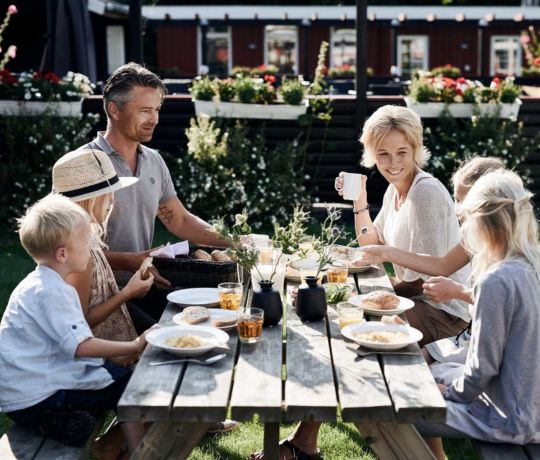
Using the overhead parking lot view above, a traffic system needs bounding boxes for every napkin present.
[150,241,189,259]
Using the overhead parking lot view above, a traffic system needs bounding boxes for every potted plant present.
[405,71,522,119]
[521,26,540,77]
[192,74,308,120]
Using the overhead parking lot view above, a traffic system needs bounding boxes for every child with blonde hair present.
[52,149,154,361]
[416,170,540,459]
[0,194,151,455]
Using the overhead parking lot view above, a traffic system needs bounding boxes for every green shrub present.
[430,65,461,78]
[424,112,537,189]
[256,83,276,104]
[235,77,257,103]
[214,78,236,102]
[162,118,310,231]
[189,76,214,101]
[0,110,99,224]
[280,78,306,106]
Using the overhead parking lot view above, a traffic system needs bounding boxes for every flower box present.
[404,97,522,119]
[194,100,308,120]
[0,99,83,117]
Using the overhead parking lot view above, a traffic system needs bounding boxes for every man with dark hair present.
[82,63,227,326]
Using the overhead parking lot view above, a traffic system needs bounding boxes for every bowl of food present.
[146,325,229,356]
[341,321,422,350]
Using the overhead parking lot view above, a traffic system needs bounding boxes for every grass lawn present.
[0,222,477,459]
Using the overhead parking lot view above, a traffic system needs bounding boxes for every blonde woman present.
[336,105,470,346]
[416,170,540,459]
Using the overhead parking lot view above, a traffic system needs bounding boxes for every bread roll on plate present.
[362,290,400,310]
[183,306,211,324]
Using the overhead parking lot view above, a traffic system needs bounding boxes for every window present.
[265,25,298,74]
[397,35,429,76]
[330,28,356,67]
[106,26,125,75]
[491,36,521,76]
[199,26,231,76]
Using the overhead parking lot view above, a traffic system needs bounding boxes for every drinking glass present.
[336,301,364,330]
[237,307,264,344]
[327,263,349,284]
[218,282,243,310]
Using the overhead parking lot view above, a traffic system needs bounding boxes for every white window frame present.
[197,25,232,75]
[330,27,356,68]
[490,35,522,76]
[397,35,429,75]
[264,25,298,74]
[106,25,126,74]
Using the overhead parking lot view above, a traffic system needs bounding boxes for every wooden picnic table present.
[118,266,446,460]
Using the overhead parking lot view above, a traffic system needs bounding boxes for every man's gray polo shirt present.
[83,132,176,282]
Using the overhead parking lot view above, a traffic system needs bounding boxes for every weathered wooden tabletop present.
[118,266,445,460]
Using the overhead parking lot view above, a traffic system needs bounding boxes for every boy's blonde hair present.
[360,105,430,168]
[452,156,505,190]
[18,194,90,260]
[459,170,540,283]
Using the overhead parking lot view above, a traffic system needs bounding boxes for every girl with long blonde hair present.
[416,170,540,459]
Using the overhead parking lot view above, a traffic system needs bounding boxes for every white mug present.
[342,173,362,201]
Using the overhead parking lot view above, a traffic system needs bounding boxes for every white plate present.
[348,293,415,316]
[342,322,423,351]
[167,288,219,306]
[146,325,229,357]
[172,309,238,331]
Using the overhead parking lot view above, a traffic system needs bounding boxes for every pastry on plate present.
[362,290,400,310]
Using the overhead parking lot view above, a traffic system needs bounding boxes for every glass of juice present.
[218,282,243,310]
[237,307,264,344]
[336,301,364,330]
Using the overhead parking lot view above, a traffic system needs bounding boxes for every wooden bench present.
[474,441,540,460]
[0,415,106,460]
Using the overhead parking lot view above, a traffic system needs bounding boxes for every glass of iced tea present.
[218,282,243,310]
[237,307,264,344]
[327,263,348,284]
[300,267,323,285]
[337,301,364,330]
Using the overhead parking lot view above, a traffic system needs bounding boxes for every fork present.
[347,345,418,357]
[148,353,226,366]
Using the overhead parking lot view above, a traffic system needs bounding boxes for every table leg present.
[355,421,436,460]
[131,421,211,460]
[263,422,280,460]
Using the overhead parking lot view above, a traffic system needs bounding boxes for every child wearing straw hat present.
[52,148,155,364]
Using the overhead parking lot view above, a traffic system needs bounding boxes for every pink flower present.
[7,4,17,14]
[521,34,530,45]
[7,45,16,58]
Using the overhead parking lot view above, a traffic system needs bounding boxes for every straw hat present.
[52,148,138,201]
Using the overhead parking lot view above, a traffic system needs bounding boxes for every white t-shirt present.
[373,171,471,321]
[0,265,113,412]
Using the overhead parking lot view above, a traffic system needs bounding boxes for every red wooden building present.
[142,5,540,79]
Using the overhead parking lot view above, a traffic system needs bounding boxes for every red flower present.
[445,63,452,68]
[534,57,540,67]
[491,76,501,86]
[457,77,466,84]
[0,69,17,85]
[442,77,456,88]
[342,64,351,71]
[44,72,60,84]
[264,74,276,84]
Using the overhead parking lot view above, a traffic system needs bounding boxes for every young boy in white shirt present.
[0,194,151,454]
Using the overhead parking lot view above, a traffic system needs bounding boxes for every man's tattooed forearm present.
[158,204,174,225]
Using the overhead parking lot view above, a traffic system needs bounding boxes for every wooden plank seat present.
[0,414,105,460]
[473,441,540,460]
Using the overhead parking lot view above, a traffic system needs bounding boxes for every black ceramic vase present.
[251,280,283,327]
[295,276,327,322]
